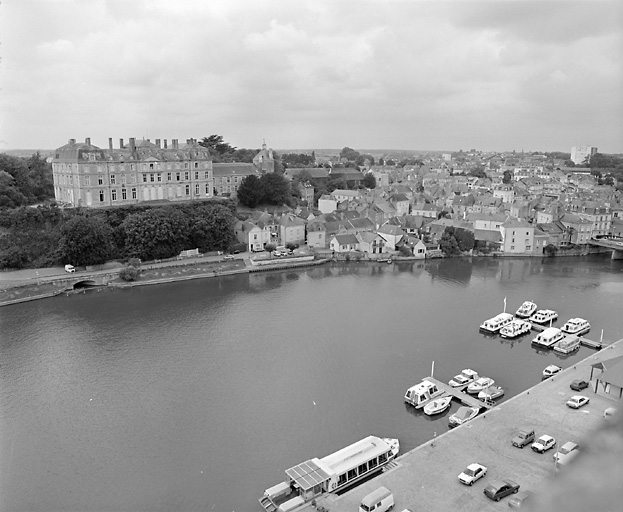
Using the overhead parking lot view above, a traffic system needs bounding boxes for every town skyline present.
[1,0,622,153]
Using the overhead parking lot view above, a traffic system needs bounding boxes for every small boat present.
[561,318,591,336]
[515,301,537,319]
[467,377,495,395]
[530,309,558,325]
[478,385,505,402]
[449,369,479,388]
[543,364,562,378]
[479,312,513,333]
[423,395,452,416]
[554,336,581,354]
[500,319,532,339]
[532,327,564,349]
[404,379,444,409]
[448,406,480,428]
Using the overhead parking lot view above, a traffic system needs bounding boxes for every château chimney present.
[172,139,178,149]
[156,139,161,148]
[69,138,76,145]
[164,139,168,149]
[109,138,113,150]
[129,138,136,152]
[85,137,91,145]
[119,138,124,149]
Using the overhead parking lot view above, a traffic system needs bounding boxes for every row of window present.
[55,161,208,173]
[100,183,212,202]
[141,171,211,183]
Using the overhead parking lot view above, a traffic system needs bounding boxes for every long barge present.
[259,436,399,512]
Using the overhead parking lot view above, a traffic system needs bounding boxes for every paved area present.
[311,340,623,512]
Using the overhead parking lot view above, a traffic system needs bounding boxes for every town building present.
[52,137,213,208]
[571,146,598,165]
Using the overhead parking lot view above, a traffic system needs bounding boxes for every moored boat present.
[404,379,444,409]
[478,385,505,402]
[500,319,532,339]
[448,406,480,428]
[554,335,581,354]
[530,309,558,325]
[531,327,564,349]
[448,369,479,388]
[561,318,591,336]
[515,301,537,319]
[467,377,495,395]
[259,435,399,512]
[423,395,453,416]
[479,312,513,333]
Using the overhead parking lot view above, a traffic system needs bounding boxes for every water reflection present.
[426,258,473,285]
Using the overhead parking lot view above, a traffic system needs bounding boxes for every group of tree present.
[439,226,475,256]
[0,153,54,208]
[281,152,316,167]
[236,173,291,208]
[339,147,375,167]
[197,135,284,172]
[0,200,237,269]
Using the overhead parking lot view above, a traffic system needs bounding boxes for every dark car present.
[483,479,520,502]
[570,379,589,391]
[512,428,535,448]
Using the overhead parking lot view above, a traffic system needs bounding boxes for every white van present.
[359,486,394,512]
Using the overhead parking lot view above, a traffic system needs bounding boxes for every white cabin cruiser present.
[467,377,495,395]
[515,301,537,319]
[530,309,558,325]
[561,318,591,336]
[479,313,513,334]
[500,319,532,339]
[404,379,444,409]
[448,369,479,388]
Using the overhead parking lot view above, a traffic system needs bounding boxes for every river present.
[1,255,622,512]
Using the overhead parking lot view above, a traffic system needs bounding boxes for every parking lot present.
[315,341,623,512]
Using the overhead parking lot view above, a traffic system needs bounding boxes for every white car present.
[566,395,590,409]
[64,264,76,273]
[458,463,487,486]
[542,365,562,378]
[531,435,556,453]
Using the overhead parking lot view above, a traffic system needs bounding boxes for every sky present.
[1,0,622,153]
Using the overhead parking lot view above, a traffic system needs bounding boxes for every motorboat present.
[479,313,513,334]
[478,385,505,402]
[423,395,453,416]
[554,336,580,354]
[404,379,444,409]
[532,327,564,349]
[530,309,558,325]
[448,369,479,388]
[467,377,495,395]
[500,319,532,339]
[561,318,591,336]
[448,406,480,428]
[515,301,537,319]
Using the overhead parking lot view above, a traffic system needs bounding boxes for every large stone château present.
[52,137,214,208]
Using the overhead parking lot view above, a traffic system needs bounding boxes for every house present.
[329,234,360,253]
[500,218,535,255]
[318,194,339,214]
[590,355,623,402]
[377,223,405,250]
[213,163,260,197]
[389,193,410,217]
[234,219,272,253]
[397,236,426,259]
[306,219,327,248]
[411,202,439,218]
[279,214,307,247]
[356,231,387,254]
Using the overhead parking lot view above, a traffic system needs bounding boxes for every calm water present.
[1,255,622,512]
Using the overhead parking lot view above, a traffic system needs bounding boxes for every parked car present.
[570,379,589,391]
[458,463,487,486]
[64,264,76,273]
[566,395,590,409]
[483,479,520,502]
[553,441,579,464]
[532,435,556,453]
[224,255,235,260]
[512,428,535,448]
[508,490,534,509]
[542,365,562,378]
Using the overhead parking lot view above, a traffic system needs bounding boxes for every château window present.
[194,162,199,169]
[204,171,209,180]
[98,176,104,185]
[131,188,137,199]
[157,173,162,182]
[84,176,90,186]
[150,174,155,182]
[99,190,105,202]
[111,189,117,201]
[142,174,148,183]
[110,174,116,184]
[194,171,199,180]
[195,184,199,195]
[121,174,126,184]
[176,172,181,181]
[185,185,190,196]
[205,184,210,195]
[122,188,127,200]
[184,171,189,181]
[167,172,172,181]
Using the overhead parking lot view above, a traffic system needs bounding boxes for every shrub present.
[119,265,139,281]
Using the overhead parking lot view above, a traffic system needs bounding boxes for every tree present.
[57,215,115,266]
[260,173,290,205]
[502,170,513,184]
[198,135,236,156]
[439,229,461,256]
[119,265,139,281]
[340,147,360,161]
[237,175,264,208]
[362,172,377,189]
[122,208,189,260]
[454,228,475,252]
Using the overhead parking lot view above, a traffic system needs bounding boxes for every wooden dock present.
[426,377,493,410]
[579,337,602,350]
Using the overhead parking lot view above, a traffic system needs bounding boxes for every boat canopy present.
[321,435,392,476]
[285,459,332,492]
